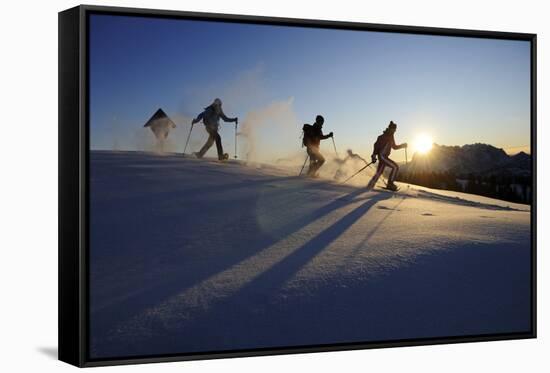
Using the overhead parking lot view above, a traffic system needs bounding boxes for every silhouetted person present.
[367,121,407,191]
[340,149,367,164]
[144,108,176,141]
[334,149,367,180]
[302,115,333,178]
[192,98,238,161]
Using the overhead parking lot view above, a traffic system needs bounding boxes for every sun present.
[413,133,433,154]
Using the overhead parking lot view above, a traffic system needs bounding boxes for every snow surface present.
[89,151,532,358]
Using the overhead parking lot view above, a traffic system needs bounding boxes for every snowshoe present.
[384,183,400,192]
[218,153,229,161]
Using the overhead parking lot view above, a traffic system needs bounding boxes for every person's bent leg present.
[308,147,323,177]
[379,154,399,185]
[317,152,325,167]
[387,159,399,184]
[197,133,215,158]
[314,151,325,176]
[214,132,224,159]
[307,147,317,176]
[367,162,385,189]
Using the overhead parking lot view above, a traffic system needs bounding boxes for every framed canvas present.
[59,5,537,367]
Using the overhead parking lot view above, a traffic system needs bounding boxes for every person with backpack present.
[366,121,407,191]
[302,115,333,178]
[192,98,238,161]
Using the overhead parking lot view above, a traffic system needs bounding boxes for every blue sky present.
[89,14,531,161]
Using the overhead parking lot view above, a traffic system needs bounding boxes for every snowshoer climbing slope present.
[192,98,238,161]
[367,121,407,191]
[302,115,333,178]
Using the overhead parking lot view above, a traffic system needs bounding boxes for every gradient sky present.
[89,14,531,162]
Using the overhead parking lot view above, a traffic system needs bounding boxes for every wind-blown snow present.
[89,151,531,358]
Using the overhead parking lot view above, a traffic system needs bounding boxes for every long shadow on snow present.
[233,192,392,298]
[96,193,392,357]
[90,182,375,347]
[339,196,408,268]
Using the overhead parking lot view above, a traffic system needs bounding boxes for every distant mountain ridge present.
[402,143,531,176]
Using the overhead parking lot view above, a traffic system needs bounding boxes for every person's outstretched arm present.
[356,154,368,164]
[320,131,333,140]
[191,111,204,125]
[219,109,238,123]
[391,135,407,150]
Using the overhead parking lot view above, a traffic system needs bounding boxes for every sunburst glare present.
[413,133,434,154]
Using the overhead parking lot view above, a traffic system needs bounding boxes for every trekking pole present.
[298,154,309,176]
[234,122,238,159]
[183,123,194,156]
[341,162,373,184]
[331,136,339,157]
[404,147,410,189]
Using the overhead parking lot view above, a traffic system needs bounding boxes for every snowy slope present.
[89,151,532,358]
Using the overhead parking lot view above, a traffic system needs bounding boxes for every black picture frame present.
[59,4,537,367]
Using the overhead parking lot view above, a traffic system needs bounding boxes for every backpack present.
[373,134,388,155]
[302,123,314,147]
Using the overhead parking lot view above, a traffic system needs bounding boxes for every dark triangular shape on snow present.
[144,108,176,128]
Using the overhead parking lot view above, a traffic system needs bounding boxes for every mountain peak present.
[405,142,530,176]
[512,151,530,158]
